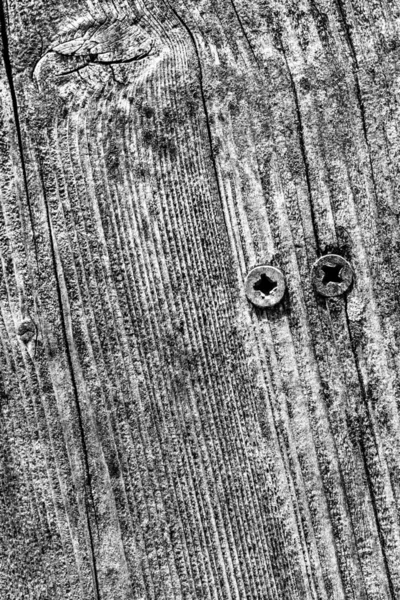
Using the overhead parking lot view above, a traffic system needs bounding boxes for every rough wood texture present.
[1,0,400,598]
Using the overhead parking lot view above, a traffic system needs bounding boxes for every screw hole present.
[321,264,343,285]
[253,273,277,296]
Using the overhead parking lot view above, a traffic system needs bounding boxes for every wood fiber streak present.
[1,0,400,599]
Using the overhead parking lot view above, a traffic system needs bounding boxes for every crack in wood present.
[38,167,101,600]
[0,0,38,263]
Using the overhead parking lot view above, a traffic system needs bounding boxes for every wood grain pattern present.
[1,0,400,598]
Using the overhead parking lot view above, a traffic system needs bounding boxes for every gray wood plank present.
[1,1,400,598]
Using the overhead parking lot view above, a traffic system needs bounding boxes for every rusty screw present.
[312,254,353,297]
[245,265,285,308]
[17,320,36,344]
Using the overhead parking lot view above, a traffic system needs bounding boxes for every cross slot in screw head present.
[245,265,285,308]
[312,254,353,297]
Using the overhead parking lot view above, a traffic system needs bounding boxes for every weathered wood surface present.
[1,0,400,598]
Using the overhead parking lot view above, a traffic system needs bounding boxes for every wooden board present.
[1,0,400,598]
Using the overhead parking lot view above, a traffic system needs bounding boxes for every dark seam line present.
[315,301,364,599]
[31,33,44,82]
[39,168,101,600]
[55,62,91,77]
[164,2,229,243]
[334,5,396,594]
[54,45,153,77]
[334,0,400,324]
[223,9,320,255]
[1,12,99,594]
[92,46,152,64]
[280,42,321,255]
[334,0,380,201]
[0,0,38,262]
[229,0,259,66]
[343,298,396,600]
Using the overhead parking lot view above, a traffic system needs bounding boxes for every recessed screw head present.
[245,265,285,308]
[312,254,353,297]
[17,320,36,344]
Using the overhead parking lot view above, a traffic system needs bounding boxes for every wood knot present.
[17,320,36,344]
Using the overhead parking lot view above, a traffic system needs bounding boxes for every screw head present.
[245,265,285,308]
[312,254,353,297]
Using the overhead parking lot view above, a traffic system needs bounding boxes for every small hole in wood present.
[253,273,277,296]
